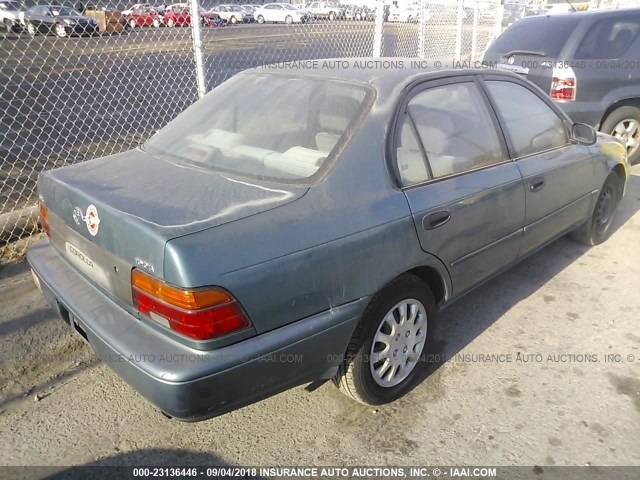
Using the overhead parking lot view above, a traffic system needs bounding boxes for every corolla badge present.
[72,204,101,236]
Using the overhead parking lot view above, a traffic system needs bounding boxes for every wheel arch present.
[404,265,449,307]
[599,97,640,129]
[611,163,626,199]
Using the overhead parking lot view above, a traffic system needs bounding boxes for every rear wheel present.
[334,274,435,405]
[230,15,237,24]
[601,106,640,165]
[129,19,136,28]
[167,18,175,27]
[285,15,292,24]
[26,21,37,36]
[257,14,264,23]
[152,18,161,27]
[571,171,622,246]
[3,18,13,31]
[328,11,336,20]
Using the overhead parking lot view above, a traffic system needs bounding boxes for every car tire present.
[3,18,13,32]
[601,106,640,165]
[230,15,237,24]
[571,171,622,246]
[26,22,37,36]
[285,15,292,24]
[333,274,436,405]
[257,15,264,23]
[129,19,136,28]
[152,18,160,27]
[328,11,336,21]
[167,18,175,27]
[355,13,361,20]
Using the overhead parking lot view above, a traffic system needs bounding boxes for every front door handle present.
[529,177,545,192]
[423,210,451,230]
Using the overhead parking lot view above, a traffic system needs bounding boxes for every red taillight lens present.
[38,200,50,237]
[550,67,576,101]
[131,269,251,340]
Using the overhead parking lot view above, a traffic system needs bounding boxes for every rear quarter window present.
[487,16,581,57]
[574,16,640,59]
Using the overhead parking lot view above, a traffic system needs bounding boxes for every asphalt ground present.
[0,166,638,468]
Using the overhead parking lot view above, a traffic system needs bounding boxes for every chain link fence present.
[1,0,508,260]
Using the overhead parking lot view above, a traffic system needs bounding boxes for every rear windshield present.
[487,16,581,58]
[144,73,372,184]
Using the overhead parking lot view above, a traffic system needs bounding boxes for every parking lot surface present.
[0,166,638,467]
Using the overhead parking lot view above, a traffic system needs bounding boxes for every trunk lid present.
[38,148,307,288]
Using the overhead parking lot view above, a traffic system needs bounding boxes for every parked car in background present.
[304,1,343,20]
[502,0,524,27]
[126,4,162,27]
[0,0,25,32]
[545,4,575,15]
[200,9,224,26]
[239,4,255,21]
[24,4,97,36]
[121,3,166,17]
[387,4,420,23]
[344,4,372,21]
[163,3,221,26]
[163,3,190,26]
[485,8,640,164]
[209,4,247,24]
[29,61,629,421]
[254,3,309,24]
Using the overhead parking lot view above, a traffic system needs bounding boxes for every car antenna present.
[563,0,578,12]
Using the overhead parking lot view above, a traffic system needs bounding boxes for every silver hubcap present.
[370,299,427,387]
[56,25,66,36]
[612,118,640,158]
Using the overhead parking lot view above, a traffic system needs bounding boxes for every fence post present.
[189,0,207,99]
[454,0,463,61]
[372,0,384,58]
[471,0,478,61]
[418,0,425,58]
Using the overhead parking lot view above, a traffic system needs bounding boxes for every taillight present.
[131,269,251,340]
[38,199,50,237]
[550,66,576,101]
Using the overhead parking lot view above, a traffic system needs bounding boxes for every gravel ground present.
[0,166,639,468]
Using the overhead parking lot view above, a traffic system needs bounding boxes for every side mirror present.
[572,122,597,145]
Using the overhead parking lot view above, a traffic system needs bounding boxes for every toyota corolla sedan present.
[28,60,630,421]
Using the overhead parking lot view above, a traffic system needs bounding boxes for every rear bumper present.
[27,239,365,421]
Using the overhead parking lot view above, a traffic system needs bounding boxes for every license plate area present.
[58,303,90,344]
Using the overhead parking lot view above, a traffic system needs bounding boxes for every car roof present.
[527,7,640,19]
[243,57,522,93]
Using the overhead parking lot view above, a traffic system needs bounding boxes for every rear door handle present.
[422,210,451,230]
[529,177,545,192]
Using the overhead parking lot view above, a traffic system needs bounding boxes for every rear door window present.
[405,82,503,179]
[485,81,568,158]
[486,17,580,58]
[574,16,640,59]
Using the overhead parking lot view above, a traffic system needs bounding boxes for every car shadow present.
[411,172,640,389]
[35,449,266,479]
